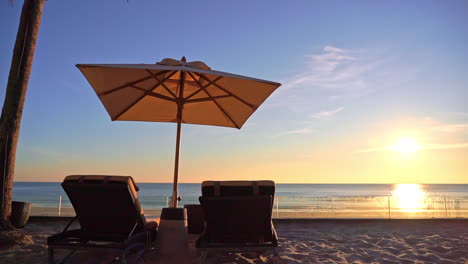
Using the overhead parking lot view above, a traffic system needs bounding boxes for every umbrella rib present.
[130,85,176,102]
[112,94,147,121]
[99,70,171,96]
[166,79,199,87]
[111,77,172,120]
[145,69,177,99]
[192,72,256,110]
[185,95,232,103]
[184,76,223,101]
[112,75,177,120]
[187,72,240,128]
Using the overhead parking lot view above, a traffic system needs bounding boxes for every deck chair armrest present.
[270,221,278,246]
[48,229,86,244]
[62,216,78,233]
[144,221,158,231]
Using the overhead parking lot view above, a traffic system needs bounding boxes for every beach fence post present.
[387,196,391,220]
[58,195,62,216]
[444,196,448,218]
[331,197,335,218]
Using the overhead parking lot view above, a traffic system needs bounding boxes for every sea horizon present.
[12,181,468,184]
[12,182,468,217]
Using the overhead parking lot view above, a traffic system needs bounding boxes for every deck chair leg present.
[262,248,279,264]
[48,248,54,264]
[198,249,208,264]
[271,248,280,264]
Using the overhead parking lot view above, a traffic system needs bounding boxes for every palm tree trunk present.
[0,0,45,229]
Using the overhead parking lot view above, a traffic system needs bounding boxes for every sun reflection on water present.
[392,184,427,212]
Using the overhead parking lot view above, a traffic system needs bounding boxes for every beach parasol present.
[76,57,281,208]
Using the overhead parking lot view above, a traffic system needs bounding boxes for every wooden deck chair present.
[47,175,157,264]
[196,181,278,261]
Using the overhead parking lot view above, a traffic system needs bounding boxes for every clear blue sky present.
[1,0,467,183]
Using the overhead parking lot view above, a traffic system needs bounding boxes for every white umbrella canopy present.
[77,57,281,207]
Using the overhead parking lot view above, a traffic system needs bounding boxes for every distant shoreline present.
[13,181,468,184]
[30,206,467,219]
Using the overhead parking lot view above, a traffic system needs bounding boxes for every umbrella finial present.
[181,56,187,62]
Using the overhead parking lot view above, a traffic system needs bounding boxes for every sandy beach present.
[0,217,466,264]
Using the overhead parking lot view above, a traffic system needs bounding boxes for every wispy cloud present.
[282,45,381,93]
[265,45,395,113]
[404,117,468,135]
[322,46,346,54]
[423,143,468,150]
[356,117,468,153]
[311,107,344,119]
[431,124,468,133]
[358,142,468,153]
[272,128,314,138]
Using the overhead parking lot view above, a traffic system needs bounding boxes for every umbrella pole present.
[171,68,186,208]
[171,116,182,208]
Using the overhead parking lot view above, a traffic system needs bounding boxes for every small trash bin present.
[11,201,32,228]
[184,204,205,234]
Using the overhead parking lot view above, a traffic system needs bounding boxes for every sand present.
[0,218,466,264]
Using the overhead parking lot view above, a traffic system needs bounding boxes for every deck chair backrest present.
[199,195,274,243]
[62,175,146,239]
[201,181,275,199]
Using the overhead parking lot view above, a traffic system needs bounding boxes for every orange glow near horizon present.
[13,118,468,184]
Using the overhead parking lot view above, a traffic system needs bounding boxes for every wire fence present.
[17,195,468,219]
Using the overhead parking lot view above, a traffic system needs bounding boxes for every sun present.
[390,137,421,154]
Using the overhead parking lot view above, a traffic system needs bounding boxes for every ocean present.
[13,182,468,197]
[10,182,468,218]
